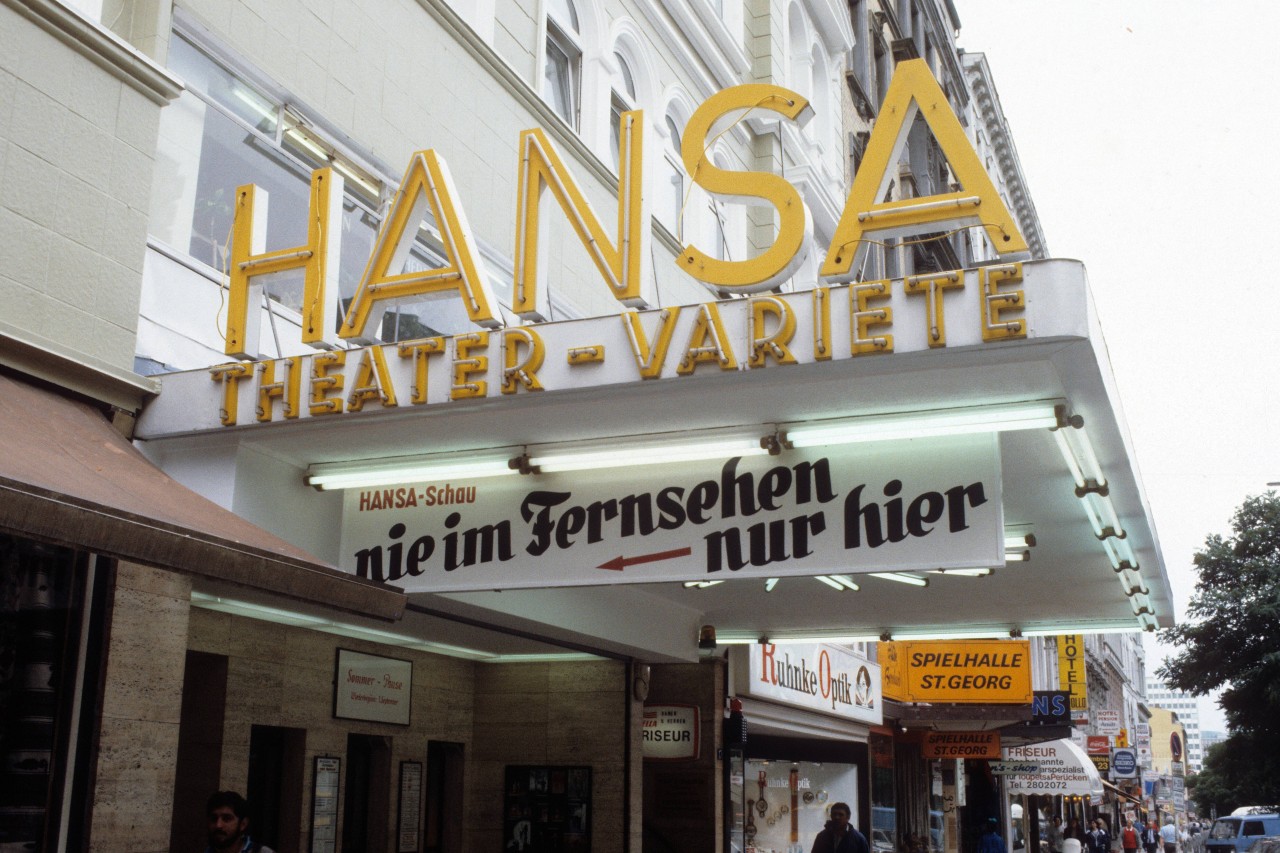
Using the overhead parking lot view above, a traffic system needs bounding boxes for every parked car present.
[1206,815,1280,853]
[1245,837,1280,853]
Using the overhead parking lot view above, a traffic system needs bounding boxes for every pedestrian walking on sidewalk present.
[811,802,870,853]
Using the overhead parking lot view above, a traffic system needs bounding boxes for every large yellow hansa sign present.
[218,59,1027,357]
[878,639,1032,704]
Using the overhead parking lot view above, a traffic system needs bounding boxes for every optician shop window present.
[149,32,488,351]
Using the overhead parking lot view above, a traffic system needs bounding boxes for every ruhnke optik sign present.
[736,642,882,725]
[338,434,1002,590]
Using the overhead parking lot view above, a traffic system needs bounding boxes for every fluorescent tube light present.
[868,572,929,587]
[783,401,1060,448]
[529,432,768,473]
[307,451,518,490]
[830,574,861,591]
[928,568,993,577]
[1022,622,1145,636]
[814,575,846,590]
[891,628,1010,640]
[766,635,883,644]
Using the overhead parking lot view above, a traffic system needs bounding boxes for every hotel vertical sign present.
[1057,634,1088,723]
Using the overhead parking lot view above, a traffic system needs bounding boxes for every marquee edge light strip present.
[1049,405,1157,631]
[306,399,1067,490]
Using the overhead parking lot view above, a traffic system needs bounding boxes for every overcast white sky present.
[954,1,1280,732]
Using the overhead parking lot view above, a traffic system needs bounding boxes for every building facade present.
[0,0,1176,851]
[1146,679,1204,774]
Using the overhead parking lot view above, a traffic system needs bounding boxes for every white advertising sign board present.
[641,705,700,760]
[337,435,1002,591]
[333,648,412,725]
[735,643,883,725]
[1096,710,1121,735]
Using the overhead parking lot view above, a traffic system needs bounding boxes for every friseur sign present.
[338,435,1002,590]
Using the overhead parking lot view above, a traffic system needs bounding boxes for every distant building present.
[1147,679,1204,773]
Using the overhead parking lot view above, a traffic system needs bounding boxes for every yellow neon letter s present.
[678,85,813,291]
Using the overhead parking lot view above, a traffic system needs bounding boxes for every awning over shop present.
[0,373,404,621]
[1102,781,1144,807]
[1004,738,1105,797]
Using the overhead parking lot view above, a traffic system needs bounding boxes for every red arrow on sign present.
[597,547,693,571]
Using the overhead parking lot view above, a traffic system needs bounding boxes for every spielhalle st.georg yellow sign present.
[879,640,1033,704]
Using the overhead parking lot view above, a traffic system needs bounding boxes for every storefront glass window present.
[0,536,88,850]
[151,33,485,347]
[740,759,859,853]
[871,734,897,853]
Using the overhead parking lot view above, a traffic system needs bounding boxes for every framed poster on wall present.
[310,756,340,853]
[398,761,423,852]
[503,765,591,852]
[333,648,412,725]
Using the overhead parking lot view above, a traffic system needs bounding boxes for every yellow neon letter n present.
[513,111,647,321]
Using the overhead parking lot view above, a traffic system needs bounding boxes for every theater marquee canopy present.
[137,259,1172,661]
[133,63,1170,662]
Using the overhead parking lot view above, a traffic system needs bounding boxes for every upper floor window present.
[150,32,483,353]
[544,0,583,129]
[609,52,637,170]
[663,112,685,238]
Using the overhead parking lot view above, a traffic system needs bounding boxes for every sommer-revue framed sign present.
[333,648,413,725]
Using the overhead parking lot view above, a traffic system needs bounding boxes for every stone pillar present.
[88,561,191,852]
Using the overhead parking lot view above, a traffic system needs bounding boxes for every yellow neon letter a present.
[340,151,501,344]
[227,169,342,358]
[820,59,1028,281]
[513,110,647,320]
[680,85,813,291]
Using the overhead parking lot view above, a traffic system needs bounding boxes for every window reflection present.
[151,33,494,350]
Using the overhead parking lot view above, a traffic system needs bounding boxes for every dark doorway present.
[343,733,391,853]
[424,741,465,852]
[169,650,229,853]
[248,724,306,852]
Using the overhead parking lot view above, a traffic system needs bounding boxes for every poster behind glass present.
[740,760,859,853]
[503,765,590,852]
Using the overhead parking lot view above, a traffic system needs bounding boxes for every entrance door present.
[247,724,306,852]
[343,733,391,853]
[424,741,464,852]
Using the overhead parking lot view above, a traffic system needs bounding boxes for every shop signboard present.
[877,639,1032,704]
[1086,736,1111,755]
[1031,691,1071,726]
[1057,635,1088,717]
[1004,739,1104,796]
[336,434,1003,591]
[921,732,1001,759]
[1111,748,1139,779]
[1089,754,1111,774]
[989,762,1039,775]
[641,705,700,761]
[1096,709,1121,735]
[734,643,882,725]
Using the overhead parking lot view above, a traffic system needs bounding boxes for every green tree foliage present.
[1157,492,1280,735]
[1186,733,1280,816]
[1157,493,1280,814]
